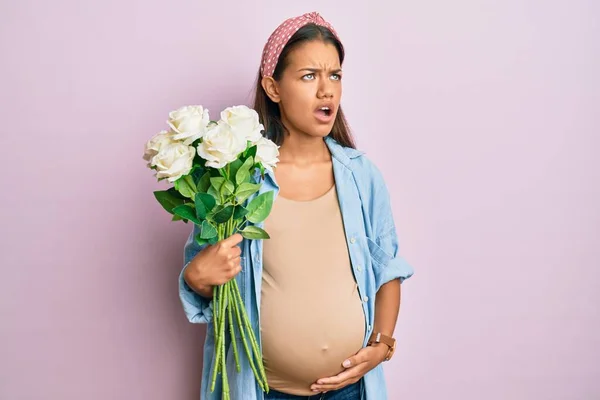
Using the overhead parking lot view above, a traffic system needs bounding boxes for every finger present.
[221,233,243,247]
[227,255,241,270]
[315,365,362,386]
[342,351,366,369]
[312,380,353,393]
[228,245,242,258]
[343,345,376,368]
[227,264,242,280]
[228,257,242,275]
[311,372,360,392]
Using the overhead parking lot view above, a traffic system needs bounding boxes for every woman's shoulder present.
[325,135,389,193]
[326,136,385,185]
[348,149,388,190]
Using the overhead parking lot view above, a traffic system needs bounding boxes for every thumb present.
[341,349,366,368]
[221,233,243,247]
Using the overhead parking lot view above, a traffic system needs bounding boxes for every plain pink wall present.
[1,1,598,399]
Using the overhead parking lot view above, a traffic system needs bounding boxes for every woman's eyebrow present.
[297,67,343,73]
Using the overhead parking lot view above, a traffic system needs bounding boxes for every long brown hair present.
[252,23,356,149]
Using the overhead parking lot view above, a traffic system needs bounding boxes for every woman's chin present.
[308,124,335,138]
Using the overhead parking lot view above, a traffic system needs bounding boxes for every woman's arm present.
[373,278,401,339]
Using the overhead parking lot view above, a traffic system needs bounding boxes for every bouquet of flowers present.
[143,105,279,399]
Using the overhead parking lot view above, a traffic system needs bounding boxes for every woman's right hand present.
[183,233,244,298]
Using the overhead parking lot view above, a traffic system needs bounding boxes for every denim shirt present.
[179,135,414,400]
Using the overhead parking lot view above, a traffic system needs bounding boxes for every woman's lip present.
[314,109,335,123]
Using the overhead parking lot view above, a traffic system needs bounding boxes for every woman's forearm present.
[373,279,401,336]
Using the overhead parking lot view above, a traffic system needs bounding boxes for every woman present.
[180,11,414,400]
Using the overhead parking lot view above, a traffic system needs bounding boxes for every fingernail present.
[343,360,351,367]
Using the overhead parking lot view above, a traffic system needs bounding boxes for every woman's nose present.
[317,83,334,98]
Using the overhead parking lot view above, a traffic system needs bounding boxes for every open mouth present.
[318,107,332,117]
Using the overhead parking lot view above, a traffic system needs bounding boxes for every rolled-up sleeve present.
[368,168,415,292]
[178,223,213,324]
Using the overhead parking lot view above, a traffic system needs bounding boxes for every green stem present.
[227,283,240,372]
[231,279,268,389]
[231,279,263,391]
[210,284,224,392]
[212,285,219,342]
[221,281,229,399]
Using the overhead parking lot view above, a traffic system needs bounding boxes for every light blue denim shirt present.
[179,135,414,399]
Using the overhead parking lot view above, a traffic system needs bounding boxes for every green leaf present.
[167,187,187,199]
[172,205,200,224]
[228,159,244,183]
[212,204,235,224]
[235,182,261,203]
[235,168,249,187]
[199,220,218,239]
[172,214,183,222]
[154,189,186,214]
[184,175,196,190]
[194,233,209,246]
[210,177,225,190]
[198,171,211,193]
[239,225,270,240]
[233,205,249,221]
[191,165,206,188]
[174,175,196,199]
[208,235,219,245]
[194,192,216,220]
[208,185,220,200]
[235,156,254,185]
[245,144,257,159]
[245,191,274,223]
[223,181,235,196]
[210,177,235,196]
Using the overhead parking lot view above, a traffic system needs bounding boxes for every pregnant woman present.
[180,11,415,400]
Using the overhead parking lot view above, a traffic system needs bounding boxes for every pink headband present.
[260,11,341,78]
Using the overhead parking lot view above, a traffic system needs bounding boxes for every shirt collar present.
[262,135,364,186]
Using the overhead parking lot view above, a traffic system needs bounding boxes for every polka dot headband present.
[260,11,341,78]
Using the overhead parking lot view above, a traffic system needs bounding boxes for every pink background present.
[1,1,598,399]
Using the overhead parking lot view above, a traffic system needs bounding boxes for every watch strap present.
[367,332,395,348]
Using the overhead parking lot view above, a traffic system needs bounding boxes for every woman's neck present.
[278,133,331,165]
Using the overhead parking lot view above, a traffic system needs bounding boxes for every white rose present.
[197,121,247,169]
[167,105,210,145]
[220,105,264,144]
[255,137,280,172]
[152,142,196,182]
[143,130,175,167]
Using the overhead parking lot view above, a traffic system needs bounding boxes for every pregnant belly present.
[260,295,365,395]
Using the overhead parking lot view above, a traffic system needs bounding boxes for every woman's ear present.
[261,76,281,103]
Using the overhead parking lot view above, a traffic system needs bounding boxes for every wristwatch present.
[367,332,396,361]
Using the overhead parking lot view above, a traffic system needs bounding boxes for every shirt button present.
[367,324,372,331]
[363,296,369,302]
[350,237,356,244]
[357,264,362,271]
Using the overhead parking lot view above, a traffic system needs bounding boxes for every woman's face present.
[264,40,343,139]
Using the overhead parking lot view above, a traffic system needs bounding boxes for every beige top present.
[260,184,365,396]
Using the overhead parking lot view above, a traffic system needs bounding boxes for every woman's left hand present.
[310,344,389,393]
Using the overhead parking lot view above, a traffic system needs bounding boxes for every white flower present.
[167,105,210,145]
[220,105,264,144]
[197,121,247,169]
[152,142,196,182]
[143,130,176,167]
[255,137,280,172]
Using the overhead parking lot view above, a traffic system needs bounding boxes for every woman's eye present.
[331,73,341,81]
[302,73,315,80]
